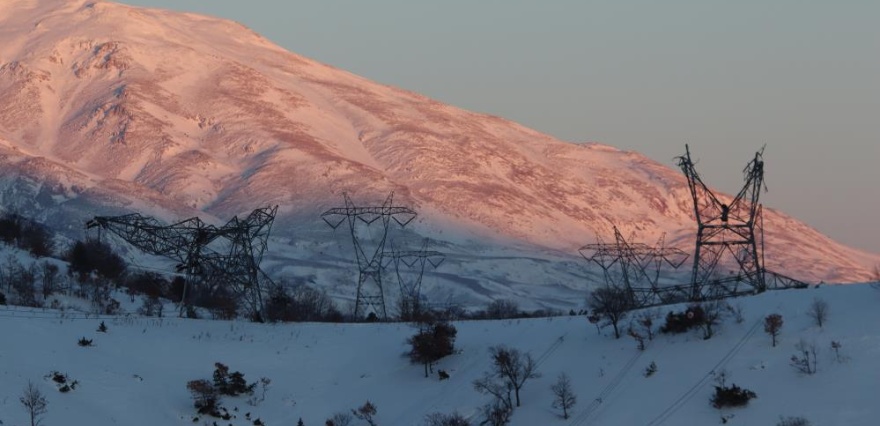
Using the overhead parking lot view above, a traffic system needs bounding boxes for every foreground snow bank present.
[1,283,878,425]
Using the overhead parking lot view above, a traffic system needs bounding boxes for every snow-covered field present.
[1,281,878,425]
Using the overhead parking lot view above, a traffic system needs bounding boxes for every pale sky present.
[119,0,879,253]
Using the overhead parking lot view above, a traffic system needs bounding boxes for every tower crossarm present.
[86,214,215,264]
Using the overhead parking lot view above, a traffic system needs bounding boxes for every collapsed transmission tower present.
[384,240,445,314]
[86,206,278,319]
[580,226,689,308]
[677,145,767,300]
[321,193,416,319]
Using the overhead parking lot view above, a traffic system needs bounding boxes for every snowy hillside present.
[0,0,877,311]
[1,280,878,425]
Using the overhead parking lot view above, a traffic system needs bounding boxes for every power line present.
[645,319,762,426]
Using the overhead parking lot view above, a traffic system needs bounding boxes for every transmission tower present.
[580,226,689,308]
[86,206,278,320]
[384,239,444,316]
[321,193,416,319]
[677,145,767,300]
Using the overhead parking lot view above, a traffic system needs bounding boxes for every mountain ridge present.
[0,0,876,310]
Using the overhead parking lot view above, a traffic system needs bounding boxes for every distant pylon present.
[579,225,689,307]
[384,239,444,318]
[321,193,416,319]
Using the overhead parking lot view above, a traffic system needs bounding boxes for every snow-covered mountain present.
[0,0,876,310]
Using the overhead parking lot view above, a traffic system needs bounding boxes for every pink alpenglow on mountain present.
[0,0,876,310]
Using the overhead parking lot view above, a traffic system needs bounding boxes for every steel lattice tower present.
[321,193,416,319]
[580,226,689,308]
[677,145,766,300]
[384,239,444,315]
[86,206,278,320]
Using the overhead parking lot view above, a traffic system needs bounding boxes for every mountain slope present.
[0,0,876,310]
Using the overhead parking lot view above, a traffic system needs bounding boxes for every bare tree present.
[480,399,513,426]
[20,380,48,426]
[485,299,521,319]
[699,300,726,339]
[407,320,457,377]
[424,411,471,426]
[725,302,745,324]
[352,400,378,426]
[326,412,353,426]
[807,298,829,328]
[790,339,818,375]
[627,326,646,351]
[397,293,428,323]
[489,346,540,407]
[40,261,60,300]
[764,314,783,347]
[473,373,513,418]
[587,285,633,339]
[551,373,577,419]
[636,310,657,340]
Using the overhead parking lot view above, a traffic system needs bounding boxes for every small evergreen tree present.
[660,305,706,334]
[711,383,757,408]
[212,362,255,396]
[644,361,658,377]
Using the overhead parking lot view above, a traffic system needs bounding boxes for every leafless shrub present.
[20,380,48,426]
[424,411,471,426]
[636,310,658,340]
[627,326,646,351]
[699,300,726,339]
[777,416,812,426]
[352,400,378,426]
[551,373,577,419]
[587,285,634,339]
[325,412,353,426]
[790,339,818,375]
[807,298,828,328]
[725,302,745,324]
[485,299,521,320]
